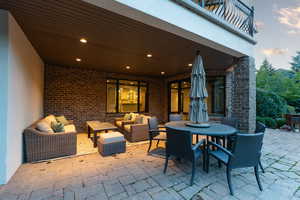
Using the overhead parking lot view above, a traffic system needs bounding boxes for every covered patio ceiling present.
[0,0,235,77]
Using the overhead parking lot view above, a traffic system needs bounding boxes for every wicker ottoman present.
[98,132,126,156]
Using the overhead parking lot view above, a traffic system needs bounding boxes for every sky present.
[254,0,300,70]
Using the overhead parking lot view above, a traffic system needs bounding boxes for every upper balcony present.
[175,0,255,36]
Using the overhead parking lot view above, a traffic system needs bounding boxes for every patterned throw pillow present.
[56,116,69,125]
[51,121,65,133]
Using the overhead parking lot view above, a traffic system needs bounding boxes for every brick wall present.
[231,56,256,132]
[44,64,165,132]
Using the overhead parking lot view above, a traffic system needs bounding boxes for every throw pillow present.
[51,121,65,133]
[44,115,57,126]
[56,116,69,125]
[130,113,138,121]
[124,113,131,121]
[36,121,54,133]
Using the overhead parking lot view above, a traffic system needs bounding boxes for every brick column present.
[232,56,256,132]
[225,67,234,119]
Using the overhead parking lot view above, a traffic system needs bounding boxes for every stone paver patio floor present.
[1,129,300,200]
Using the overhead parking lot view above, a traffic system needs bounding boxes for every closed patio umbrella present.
[188,51,209,125]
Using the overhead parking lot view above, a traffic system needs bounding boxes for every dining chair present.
[169,114,183,122]
[207,132,264,195]
[164,127,205,186]
[222,117,239,146]
[213,117,239,149]
[255,122,266,173]
[147,117,167,152]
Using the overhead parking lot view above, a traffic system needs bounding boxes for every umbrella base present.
[185,122,210,128]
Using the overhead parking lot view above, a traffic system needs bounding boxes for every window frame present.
[106,78,149,114]
[168,76,226,117]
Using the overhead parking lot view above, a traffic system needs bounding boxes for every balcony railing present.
[184,0,255,36]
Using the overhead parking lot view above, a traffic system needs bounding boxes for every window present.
[106,79,148,113]
[169,77,225,118]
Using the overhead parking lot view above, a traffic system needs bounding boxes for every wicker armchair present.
[24,122,77,162]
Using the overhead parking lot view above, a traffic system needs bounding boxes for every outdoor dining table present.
[165,121,237,172]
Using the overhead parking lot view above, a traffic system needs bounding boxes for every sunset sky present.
[254,0,300,69]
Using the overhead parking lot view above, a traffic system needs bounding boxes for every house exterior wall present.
[228,57,256,132]
[0,10,9,185]
[44,65,165,132]
[0,10,44,184]
[83,0,255,58]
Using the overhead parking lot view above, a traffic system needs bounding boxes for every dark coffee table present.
[86,121,118,147]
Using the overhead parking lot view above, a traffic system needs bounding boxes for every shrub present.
[264,117,277,129]
[257,116,277,129]
[275,118,286,128]
[287,105,296,114]
[256,88,288,118]
[256,116,266,125]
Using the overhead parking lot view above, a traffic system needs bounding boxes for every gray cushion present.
[99,132,125,144]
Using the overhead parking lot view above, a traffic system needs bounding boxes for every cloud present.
[262,48,288,56]
[277,5,300,34]
[287,29,300,35]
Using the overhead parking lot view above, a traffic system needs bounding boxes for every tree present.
[256,59,286,94]
[291,51,300,72]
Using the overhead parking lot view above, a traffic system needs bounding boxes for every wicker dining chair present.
[147,117,167,152]
[207,133,264,195]
[164,127,205,185]
[255,122,266,173]
[169,114,183,122]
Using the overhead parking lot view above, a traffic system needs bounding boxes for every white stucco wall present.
[0,10,44,184]
[83,0,255,57]
[0,10,9,185]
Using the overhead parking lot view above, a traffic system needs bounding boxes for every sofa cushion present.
[51,121,65,133]
[142,116,151,125]
[124,124,131,132]
[99,132,125,144]
[134,116,143,124]
[44,115,57,126]
[56,116,69,125]
[116,121,122,128]
[36,121,54,133]
[64,124,76,133]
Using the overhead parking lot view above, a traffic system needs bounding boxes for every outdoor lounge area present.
[1,129,300,200]
[2,0,299,200]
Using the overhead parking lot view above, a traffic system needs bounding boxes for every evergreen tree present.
[291,51,300,72]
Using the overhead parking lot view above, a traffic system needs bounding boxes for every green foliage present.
[256,88,288,118]
[291,51,300,72]
[275,118,286,128]
[256,55,300,116]
[256,116,277,129]
[287,105,296,114]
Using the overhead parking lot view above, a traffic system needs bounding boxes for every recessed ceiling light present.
[188,63,193,67]
[76,58,82,62]
[125,66,131,69]
[146,54,152,58]
[161,72,165,75]
[80,38,87,43]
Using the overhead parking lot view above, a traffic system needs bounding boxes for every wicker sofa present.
[24,116,77,162]
[115,114,151,142]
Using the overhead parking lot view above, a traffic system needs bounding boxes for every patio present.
[1,129,300,200]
